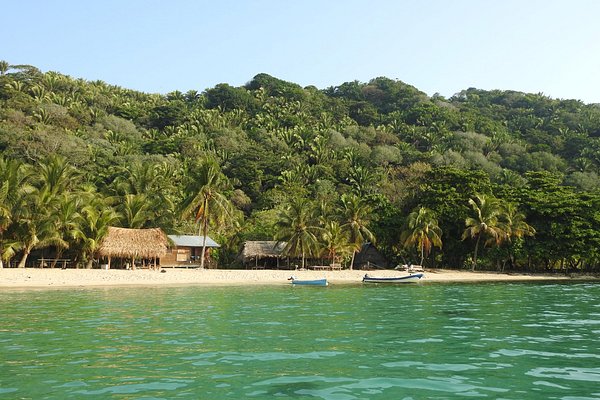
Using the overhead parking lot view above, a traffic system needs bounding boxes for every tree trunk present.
[199,217,209,270]
[200,236,207,270]
[350,250,356,270]
[50,248,65,269]
[17,245,33,268]
[86,258,93,269]
[472,235,481,271]
[419,243,425,266]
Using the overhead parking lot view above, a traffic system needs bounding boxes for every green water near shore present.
[1,282,599,399]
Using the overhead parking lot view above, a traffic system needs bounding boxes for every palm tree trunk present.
[350,250,356,270]
[472,235,481,271]
[200,238,207,269]
[50,248,65,269]
[17,245,33,268]
[199,217,209,270]
[420,242,425,266]
[86,258,93,269]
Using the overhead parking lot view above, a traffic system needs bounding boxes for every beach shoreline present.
[0,267,595,289]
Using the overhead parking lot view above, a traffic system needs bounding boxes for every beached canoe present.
[362,273,424,284]
[288,277,329,286]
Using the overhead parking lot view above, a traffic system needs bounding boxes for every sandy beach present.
[0,267,590,289]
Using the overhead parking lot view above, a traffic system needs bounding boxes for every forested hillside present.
[1,61,599,272]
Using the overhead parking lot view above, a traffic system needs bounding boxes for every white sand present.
[0,267,581,289]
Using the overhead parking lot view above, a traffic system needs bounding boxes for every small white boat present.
[362,273,424,284]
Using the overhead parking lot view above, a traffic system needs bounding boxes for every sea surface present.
[1,281,599,399]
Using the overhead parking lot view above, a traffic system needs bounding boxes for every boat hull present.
[289,278,328,286]
[362,273,424,284]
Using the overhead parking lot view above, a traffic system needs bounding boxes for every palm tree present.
[499,203,536,270]
[340,193,375,270]
[0,158,30,268]
[75,202,118,269]
[13,188,54,268]
[13,156,79,268]
[501,203,536,240]
[462,194,506,271]
[0,60,9,75]
[274,198,320,270]
[182,159,235,269]
[44,193,81,268]
[117,194,153,228]
[320,220,352,267]
[400,207,443,266]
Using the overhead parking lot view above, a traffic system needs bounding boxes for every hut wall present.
[162,246,208,267]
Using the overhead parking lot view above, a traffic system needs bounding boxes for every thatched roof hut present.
[241,241,286,261]
[240,241,289,269]
[98,227,168,269]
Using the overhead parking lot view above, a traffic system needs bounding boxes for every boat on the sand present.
[362,273,424,284]
[288,276,329,286]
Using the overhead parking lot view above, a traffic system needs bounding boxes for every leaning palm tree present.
[462,194,507,271]
[340,193,375,270]
[400,207,443,266]
[181,159,235,269]
[274,197,320,270]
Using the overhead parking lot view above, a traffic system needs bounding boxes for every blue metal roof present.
[167,235,220,248]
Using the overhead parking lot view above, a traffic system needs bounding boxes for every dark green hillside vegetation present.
[1,61,599,272]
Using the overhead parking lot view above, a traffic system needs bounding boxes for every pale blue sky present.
[2,0,599,103]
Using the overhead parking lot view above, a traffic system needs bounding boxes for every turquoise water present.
[1,282,599,399]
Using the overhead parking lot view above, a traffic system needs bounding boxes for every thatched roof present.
[98,227,168,259]
[241,241,287,261]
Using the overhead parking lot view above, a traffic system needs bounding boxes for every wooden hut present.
[240,241,289,269]
[161,235,220,268]
[97,227,168,270]
[354,242,390,270]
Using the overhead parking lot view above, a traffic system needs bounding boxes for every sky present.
[2,0,600,103]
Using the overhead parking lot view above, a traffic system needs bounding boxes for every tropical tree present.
[181,159,236,269]
[0,158,32,268]
[499,202,536,269]
[45,193,81,268]
[320,220,352,267]
[462,194,506,270]
[0,60,9,75]
[400,207,443,266]
[75,201,118,269]
[340,193,375,270]
[13,155,80,268]
[117,194,153,228]
[274,197,320,269]
[13,188,54,268]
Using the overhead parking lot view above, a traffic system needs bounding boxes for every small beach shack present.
[97,227,168,269]
[161,235,220,268]
[240,241,289,269]
[354,242,390,270]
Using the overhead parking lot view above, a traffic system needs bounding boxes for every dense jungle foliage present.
[1,61,599,272]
